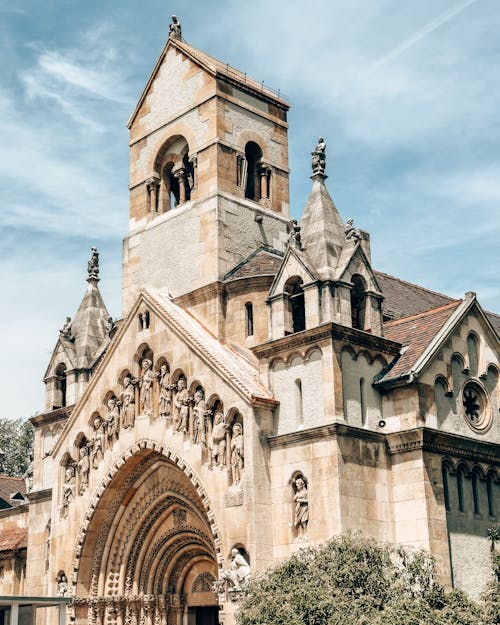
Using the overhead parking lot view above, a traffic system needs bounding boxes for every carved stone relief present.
[121,375,137,429]
[230,423,244,486]
[173,377,190,433]
[293,474,309,541]
[139,359,154,415]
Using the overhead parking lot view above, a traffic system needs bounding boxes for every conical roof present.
[71,278,110,369]
[299,175,346,280]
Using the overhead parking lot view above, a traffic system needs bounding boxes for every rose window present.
[461,381,490,431]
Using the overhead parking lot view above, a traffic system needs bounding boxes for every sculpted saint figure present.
[121,375,136,428]
[87,247,99,278]
[57,572,68,597]
[311,136,326,176]
[192,388,207,444]
[62,465,76,510]
[228,548,251,590]
[78,446,90,495]
[157,365,173,419]
[91,417,105,468]
[60,317,74,342]
[106,397,120,447]
[344,217,361,243]
[230,423,244,485]
[173,378,190,432]
[210,412,227,468]
[139,359,154,415]
[169,15,182,38]
[294,477,309,540]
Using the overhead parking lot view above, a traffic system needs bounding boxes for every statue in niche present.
[219,549,251,591]
[192,388,207,444]
[57,572,68,597]
[139,359,154,414]
[344,218,361,243]
[311,137,326,176]
[77,446,90,495]
[157,365,173,419]
[91,417,105,468]
[293,476,309,540]
[120,375,137,429]
[173,378,190,432]
[87,246,99,278]
[62,465,76,511]
[169,15,182,39]
[106,397,120,447]
[230,423,244,485]
[209,412,227,468]
[60,317,74,342]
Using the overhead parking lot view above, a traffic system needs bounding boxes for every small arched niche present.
[350,274,367,330]
[284,276,305,334]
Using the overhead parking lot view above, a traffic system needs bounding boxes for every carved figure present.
[87,247,99,278]
[230,423,244,485]
[288,219,303,250]
[57,572,68,597]
[294,477,309,540]
[106,397,120,447]
[192,388,207,444]
[344,218,361,242]
[169,15,182,39]
[105,316,116,335]
[209,412,227,468]
[220,548,251,590]
[157,365,173,419]
[173,378,190,432]
[60,317,74,342]
[77,446,90,495]
[139,359,154,414]
[91,417,105,468]
[23,453,34,492]
[62,465,76,510]
[311,136,326,176]
[120,376,136,428]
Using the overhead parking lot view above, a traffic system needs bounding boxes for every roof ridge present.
[374,270,454,301]
[384,299,462,327]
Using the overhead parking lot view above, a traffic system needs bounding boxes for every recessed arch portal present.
[73,440,221,625]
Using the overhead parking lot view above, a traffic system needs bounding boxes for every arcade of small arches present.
[441,458,499,519]
[59,340,245,518]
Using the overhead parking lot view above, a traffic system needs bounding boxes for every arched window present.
[54,363,67,409]
[244,141,263,201]
[471,469,480,515]
[467,333,479,377]
[154,135,193,213]
[359,377,367,426]
[457,465,466,513]
[245,302,254,337]
[351,274,367,330]
[487,472,495,517]
[295,379,304,425]
[442,463,451,512]
[284,277,305,334]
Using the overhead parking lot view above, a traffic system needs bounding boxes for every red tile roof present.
[0,527,27,552]
[380,300,462,382]
[0,475,26,508]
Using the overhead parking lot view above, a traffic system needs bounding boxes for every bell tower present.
[122,18,291,314]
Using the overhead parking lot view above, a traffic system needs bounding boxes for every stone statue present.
[106,397,120,447]
[219,548,251,591]
[157,365,173,419]
[209,412,227,468]
[87,247,99,279]
[169,15,182,39]
[173,378,190,432]
[77,446,90,495]
[60,317,74,342]
[311,136,326,176]
[105,316,116,335]
[62,465,76,510]
[293,476,309,540]
[139,359,154,415]
[230,423,244,485]
[120,375,136,429]
[191,388,207,444]
[23,453,34,492]
[91,417,105,469]
[288,219,303,250]
[57,572,68,597]
[344,218,361,243]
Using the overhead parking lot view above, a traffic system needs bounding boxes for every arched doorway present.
[73,445,220,625]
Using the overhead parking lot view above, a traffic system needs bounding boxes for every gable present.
[268,248,319,298]
[44,338,76,379]
[334,244,382,294]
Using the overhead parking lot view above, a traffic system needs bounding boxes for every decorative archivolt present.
[441,456,499,480]
[339,345,388,368]
[270,346,323,370]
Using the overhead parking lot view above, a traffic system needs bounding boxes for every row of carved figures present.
[61,359,245,514]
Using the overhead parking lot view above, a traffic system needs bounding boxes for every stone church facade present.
[0,20,499,625]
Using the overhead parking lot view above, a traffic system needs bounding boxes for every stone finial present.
[169,15,182,39]
[311,136,326,177]
[344,218,361,243]
[87,247,100,281]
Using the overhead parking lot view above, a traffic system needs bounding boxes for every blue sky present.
[0,0,499,419]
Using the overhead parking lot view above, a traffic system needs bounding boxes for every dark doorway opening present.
[190,606,219,625]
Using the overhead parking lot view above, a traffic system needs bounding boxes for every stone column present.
[146,176,161,213]
[173,168,186,204]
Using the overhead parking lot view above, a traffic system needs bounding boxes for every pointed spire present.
[299,138,346,280]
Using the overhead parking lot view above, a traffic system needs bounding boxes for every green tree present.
[482,524,500,624]
[237,533,485,625]
[0,417,34,477]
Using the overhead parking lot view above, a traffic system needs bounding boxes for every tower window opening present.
[244,141,263,202]
[55,364,67,409]
[245,302,254,337]
[284,277,306,334]
[351,274,367,330]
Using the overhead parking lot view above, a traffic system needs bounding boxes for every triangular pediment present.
[334,243,382,294]
[52,288,275,458]
[44,337,77,380]
[268,246,319,298]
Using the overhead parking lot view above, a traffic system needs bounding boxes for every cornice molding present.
[26,488,53,503]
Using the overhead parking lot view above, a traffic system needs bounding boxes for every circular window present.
[461,380,491,431]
